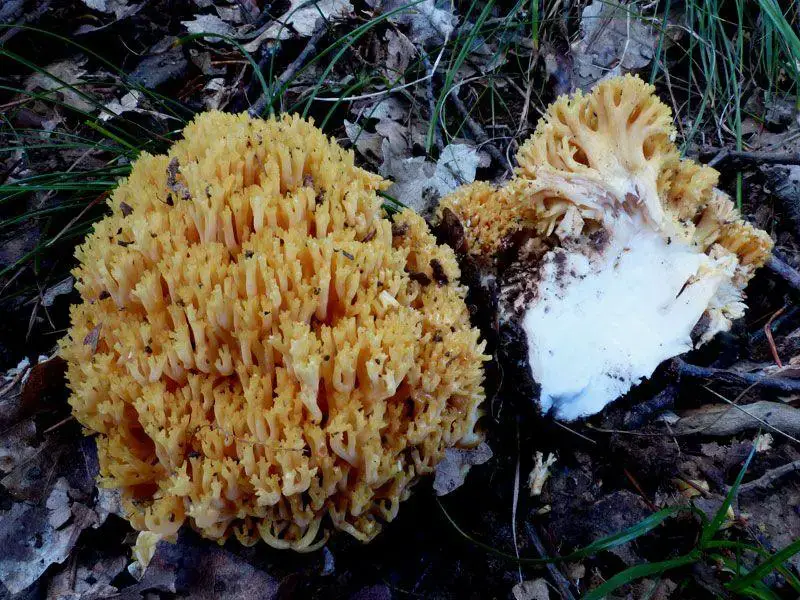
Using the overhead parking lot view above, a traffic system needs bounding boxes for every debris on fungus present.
[60,111,487,552]
[438,75,773,421]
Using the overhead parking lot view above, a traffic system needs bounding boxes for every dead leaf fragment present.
[247,0,353,42]
[382,143,488,217]
[80,0,141,20]
[25,57,94,113]
[129,533,281,599]
[384,30,416,81]
[42,276,74,307]
[369,0,456,48]
[130,44,188,90]
[0,479,99,595]
[83,324,102,354]
[512,578,550,600]
[572,0,657,89]
[433,442,492,495]
[48,553,127,600]
[182,14,236,39]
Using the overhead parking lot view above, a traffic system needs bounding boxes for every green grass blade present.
[176,32,270,111]
[438,499,693,565]
[700,439,756,547]
[297,0,426,119]
[728,538,800,593]
[582,551,701,600]
[426,0,495,152]
[705,540,800,592]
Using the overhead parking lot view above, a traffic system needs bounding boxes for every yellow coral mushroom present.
[60,111,487,551]
[439,75,772,420]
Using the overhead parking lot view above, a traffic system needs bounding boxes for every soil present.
[2,1,800,599]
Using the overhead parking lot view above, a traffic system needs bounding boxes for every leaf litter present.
[1,0,800,597]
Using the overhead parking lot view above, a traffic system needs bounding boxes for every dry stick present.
[763,306,786,368]
[672,399,800,441]
[739,460,800,493]
[750,304,799,347]
[420,50,444,152]
[449,91,508,169]
[672,358,800,393]
[706,149,800,168]
[248,24,328,117]
[767,254,800,293]
[0,0,51,44]
[523,523,578,600]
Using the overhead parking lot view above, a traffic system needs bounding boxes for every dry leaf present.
[369,0,456,48]
[512,579,550,600]
[80,0,141,20]
[572,0,657,89]
[26,57,94,113]
[0,479,100,595]
[382,143,488,217]
[182,14,236,39]
[433,442,492,495]
[41,276,74,307]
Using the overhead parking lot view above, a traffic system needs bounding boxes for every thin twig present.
[313,33,450,104]
[623,468,658,511]
[420,49,443,152]
[750,304,798,347]
[739,460,800,493]
[767,254,800,293]
[523,523,578,600]
[248,24,328,117]
[764,306,786,368]
[623,384,678,429]
[449,91,508,169]
[673,397,800,444]
[512,421,522,584]
[673,358,800,393]
[705,149,800,169]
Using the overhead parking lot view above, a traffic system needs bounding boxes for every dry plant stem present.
[739,460,800,493]
[449,90,508,168]
[706,149,800,169]
[673,399,800,438]
[522,522,578,600]
[767,255,800,293]
[673,358,800,393]
[624,384,678,429]
[624,468,657,511]
[764,306,786,367]
[750,304,799,347]
[420,50,444,152]
[248,23,328,117]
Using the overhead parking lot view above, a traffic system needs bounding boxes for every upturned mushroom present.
[438,75,772,420]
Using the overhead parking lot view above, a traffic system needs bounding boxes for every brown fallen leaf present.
[83,324,102,354]
[433,442,492,495]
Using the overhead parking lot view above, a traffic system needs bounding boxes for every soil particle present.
[409,272,431,286]
[391,222,408,238]
[430,259,448,285]
[588,228,610,253]
[435,207,468,254]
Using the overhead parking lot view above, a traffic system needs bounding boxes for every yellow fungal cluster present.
[60,112,487,551]
[438,75,775,420]
[440,74,772,282]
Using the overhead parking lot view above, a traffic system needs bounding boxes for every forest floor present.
[2,0,800,598]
